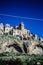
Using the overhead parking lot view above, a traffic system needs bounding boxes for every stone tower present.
[20,22,24,30]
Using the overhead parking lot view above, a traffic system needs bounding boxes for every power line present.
[0,14,43,21]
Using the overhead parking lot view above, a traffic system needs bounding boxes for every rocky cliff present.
[0,32,43,55]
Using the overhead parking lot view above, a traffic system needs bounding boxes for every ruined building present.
[0,23,4,34]
[0,22,28,36]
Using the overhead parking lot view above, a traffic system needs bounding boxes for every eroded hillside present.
[0,34,43,55]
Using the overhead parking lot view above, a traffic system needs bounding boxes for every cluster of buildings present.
[0,22,43,41]
[0,22,29,36]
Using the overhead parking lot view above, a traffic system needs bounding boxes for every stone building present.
[4,24,13,34]
[19,22,24,30]
[0,23,4,34]
[0,22,28,36]
[13,22,28,36]
[41,38,43,42]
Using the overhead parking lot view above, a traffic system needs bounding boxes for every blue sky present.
[0,0,43,37]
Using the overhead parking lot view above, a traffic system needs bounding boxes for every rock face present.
[0,22,43,55]
[0,33,43,55]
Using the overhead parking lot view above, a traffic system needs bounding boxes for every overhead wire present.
[0,14,43,21]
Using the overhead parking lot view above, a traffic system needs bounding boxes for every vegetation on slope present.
[0,52,43,65]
